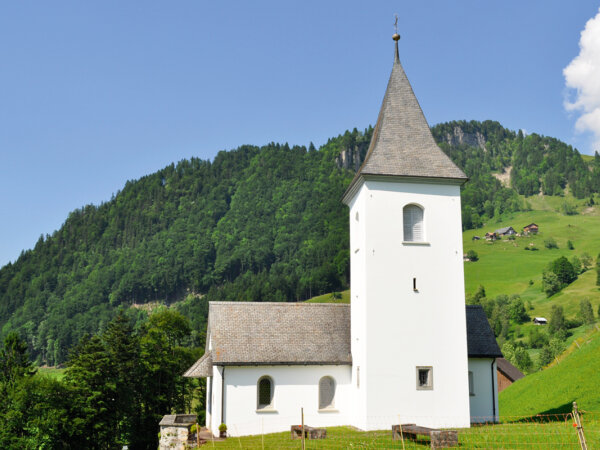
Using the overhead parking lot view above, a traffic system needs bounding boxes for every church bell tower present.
[343,32,471,430]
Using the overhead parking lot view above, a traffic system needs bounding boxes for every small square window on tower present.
[416,366,433,390]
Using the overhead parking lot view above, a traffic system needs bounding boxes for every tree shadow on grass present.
[505,401,575,424]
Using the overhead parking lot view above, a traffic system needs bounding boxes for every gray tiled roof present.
[183,351,213,377]
[466,305,503,358]
[345,44,466,199]
[206,301,351,366]
[184,302,501,377]
[496,357,524,382]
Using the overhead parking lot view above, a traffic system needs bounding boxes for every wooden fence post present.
[573,401,588,450]
[301,407,305,450]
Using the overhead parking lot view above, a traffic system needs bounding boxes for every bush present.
[219,423,227,433]
[544,238,558,249]
[538,346,554,367]
[528,327,549,349]
[508,295,529,323]
[581,252,592,271]
[567,240,574,250]
[542,271,561,297]
[549,305,566,334]
[466,250,479,262]
[560,201,578,215]
[571,256,582,274]
[579,299,595,325]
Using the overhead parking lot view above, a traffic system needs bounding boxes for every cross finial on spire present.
[392,15,400,62]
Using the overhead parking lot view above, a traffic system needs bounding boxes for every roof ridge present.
[209,301,349,307]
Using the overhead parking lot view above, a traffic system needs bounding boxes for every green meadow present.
[304,290,350,304]
[37,366,66,380]
[463,195,600,351]
[210,420,599,448]
[500,327,600,416]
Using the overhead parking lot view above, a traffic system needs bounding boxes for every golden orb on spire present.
[392,33,400,41]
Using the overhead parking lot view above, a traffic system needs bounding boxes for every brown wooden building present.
[523,223,539,234]
[496,358,524,392]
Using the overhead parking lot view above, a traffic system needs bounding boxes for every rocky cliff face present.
[441,126,487,150]
[336,145,365,172]
[335,145,368,172]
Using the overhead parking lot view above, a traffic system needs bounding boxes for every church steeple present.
[343,34,467,203]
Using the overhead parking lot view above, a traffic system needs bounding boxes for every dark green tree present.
[508,295,529,323]
[548,256,577,286]
[0,332,36,390]
[549,305,566,335]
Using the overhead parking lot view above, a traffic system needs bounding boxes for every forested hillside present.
[1,120,599,364]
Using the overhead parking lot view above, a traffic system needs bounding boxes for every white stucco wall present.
[468,358,498,422]
[348,186,368,430]
[207,365,352,437]
[208,366,224,434]
[348,179,471,430]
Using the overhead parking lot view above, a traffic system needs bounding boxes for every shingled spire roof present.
[344,36,466,201]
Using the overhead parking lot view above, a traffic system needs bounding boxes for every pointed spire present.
[343,33,467,202]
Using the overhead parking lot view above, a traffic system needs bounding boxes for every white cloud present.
[564,7,600,151]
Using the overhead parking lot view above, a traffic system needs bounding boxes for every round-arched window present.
[319,376,336,410]
[403,204,424,242]
[257,376,274,409]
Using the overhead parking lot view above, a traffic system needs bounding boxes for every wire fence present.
[192,408,598,449]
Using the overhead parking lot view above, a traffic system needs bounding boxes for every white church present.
[184,34,502,437]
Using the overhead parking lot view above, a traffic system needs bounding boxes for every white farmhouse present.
[185,35,502,437]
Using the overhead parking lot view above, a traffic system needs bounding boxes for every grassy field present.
[304,290,350,304]
[500,326,600,416]
[37,366,66,380]
[209,419,600,448]
[463,196,599,301]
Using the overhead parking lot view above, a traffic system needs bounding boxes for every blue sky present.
[1,1,600,267]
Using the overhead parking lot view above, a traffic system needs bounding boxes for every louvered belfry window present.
[319,376,336,409]
[403,204,424,242]
[257,376,273,408]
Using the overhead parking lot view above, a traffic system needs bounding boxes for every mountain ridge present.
[1,120,599,364]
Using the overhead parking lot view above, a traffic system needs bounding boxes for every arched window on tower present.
[403,204,424,242]
[319,376,336,410]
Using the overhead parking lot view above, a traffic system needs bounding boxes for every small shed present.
[495,226,516,236]
[533,317,548,325]
[485,232,497,241]
[159,414,197,450]
[523,223,539,234]
[496,358,524,392]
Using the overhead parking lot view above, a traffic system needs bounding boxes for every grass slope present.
[500,327,600,416]
[464,196,600,325]
[304,290,349,304]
